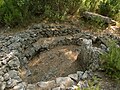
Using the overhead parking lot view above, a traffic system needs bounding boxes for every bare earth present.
[21,45,81,83]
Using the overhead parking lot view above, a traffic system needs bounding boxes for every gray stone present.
[100,44,107,51]
[3,52,15,62]
[31,24,42,29]
[11,50,19,57]
[4,73,10,81]
[82,39,92,48]
[25,68,32,77]
[77,80,89,89]
[8,56,20,70]
[0,65,7,73]
[77,71,84,80]
[82,71,88,79]
[6,79,18,88]
[13,75,22,83]
[23,57,28,64]
[29,48,35,57]
[8,70,18,79]
[68,74,78,83]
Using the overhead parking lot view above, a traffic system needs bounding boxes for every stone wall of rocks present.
[0,24,105,90]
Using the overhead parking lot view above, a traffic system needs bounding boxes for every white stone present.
[0,76,4,82]
[1,59,7,65]
[13,83,26,90]
[37,80,56,89]
[0,70,4,75]
[56,77,74,87]
[6,79,18,88]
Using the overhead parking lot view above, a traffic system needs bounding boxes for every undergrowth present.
[101,40,120,79]
[0,0,119,27]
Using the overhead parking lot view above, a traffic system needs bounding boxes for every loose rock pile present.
[0,23,109,90]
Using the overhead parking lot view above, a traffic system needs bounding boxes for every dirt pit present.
[20,45,82,84]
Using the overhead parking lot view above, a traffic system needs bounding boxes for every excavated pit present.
[0,23,103,89]
[18,31,101,85]
[20,45,82,83]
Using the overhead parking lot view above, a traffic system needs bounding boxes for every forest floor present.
[0,17,120,89]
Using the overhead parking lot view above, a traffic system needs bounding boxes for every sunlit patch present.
[59,48,79,61]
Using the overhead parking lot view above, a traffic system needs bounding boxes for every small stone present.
[56,77,74,87]
[100,44,107,51]
[23,57,28,64]
[0,82,6,90]
[0,76,4,82]
[6,79,18,88]
[13,83,26,90]
[52,87,61,90]
[8,70,18,79]
[82,39,92,48]
[37,80,56,89]
[77,71,84,80]
[72,85,79,90]
[1,59,7,65]
[31,24,42,29]
[0,70,4,75]
[0,65,7,73]
[77,80,89,89]
[27,84,36,90]
[4,73,10,81]
[0,61,2,67]
[26,68,32,77]
[68,74,78,81]
[60,84,66,89]
[8,57,20,70]
[82,71,88,79]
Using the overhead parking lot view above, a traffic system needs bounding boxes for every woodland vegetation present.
[0,0,120,27]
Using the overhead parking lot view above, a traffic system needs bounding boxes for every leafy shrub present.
[0,0,29,26]
[98,0,120,20]
[101,40,120,79]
